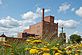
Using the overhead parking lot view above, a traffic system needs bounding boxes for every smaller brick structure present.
[59,33,66,42]
[0,33,25,42]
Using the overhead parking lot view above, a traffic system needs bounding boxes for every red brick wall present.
[42,22,58,38]
[42,16,58,38]
[44,16,54,23]
[30,22,43,36]
[21,16,58,39]
[23,29,30,33]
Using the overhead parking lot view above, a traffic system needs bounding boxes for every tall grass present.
[0,37,82,55]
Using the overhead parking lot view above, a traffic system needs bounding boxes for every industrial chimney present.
[42,8,44,21]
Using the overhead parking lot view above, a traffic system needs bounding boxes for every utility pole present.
[61,25,64,38]
[60,18,64,43]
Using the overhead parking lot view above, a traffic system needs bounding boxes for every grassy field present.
[0,37,82,55]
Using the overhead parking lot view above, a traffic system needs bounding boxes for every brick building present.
[18,8,58,39]
[0,33,24,42]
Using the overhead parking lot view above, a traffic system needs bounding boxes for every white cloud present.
[0,26,29,37]
[45,9,50,13]
[76,7,82,17]
[58,2,71,12]
[21,7,41,22]
[22,7,51,23]
[73,31,82,36]
[22,11,36,20]
[0,16,20,28]
[36,7,51,18]
[5,26,29,37]
[55,19,79,29]
[0,7,51,37]
[36,7,50,13]
[0,16,30,37]
[73,31,79,34]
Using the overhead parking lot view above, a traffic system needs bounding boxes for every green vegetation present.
[0,35,82,55]
[70,34,81,43]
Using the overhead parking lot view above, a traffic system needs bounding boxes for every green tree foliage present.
[70,34,81,43]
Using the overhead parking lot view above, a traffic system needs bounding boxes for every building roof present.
[0,33,7,37]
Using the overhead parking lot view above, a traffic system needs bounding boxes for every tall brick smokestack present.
[42,8,44,21]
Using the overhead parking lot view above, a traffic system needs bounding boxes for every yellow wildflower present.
[47,43,50,46]
[66,50,72,54]
[43,53,50,55]
[32,46,38,49]
[26,39,31,42]
[58,50,62,53]
[79,43,82,47]
[29,49,39,54]
[73,46,77,48]
[75,53,79,55]
[64,48,66,50]
[57,43,59,46]
[32,40,42,43]
[76,50,80,52]
[51,46,58,50]
[41,47,50,52]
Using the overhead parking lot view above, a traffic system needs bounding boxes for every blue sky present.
[0,0,82,37]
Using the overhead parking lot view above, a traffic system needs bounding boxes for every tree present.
[70,34,81,43]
